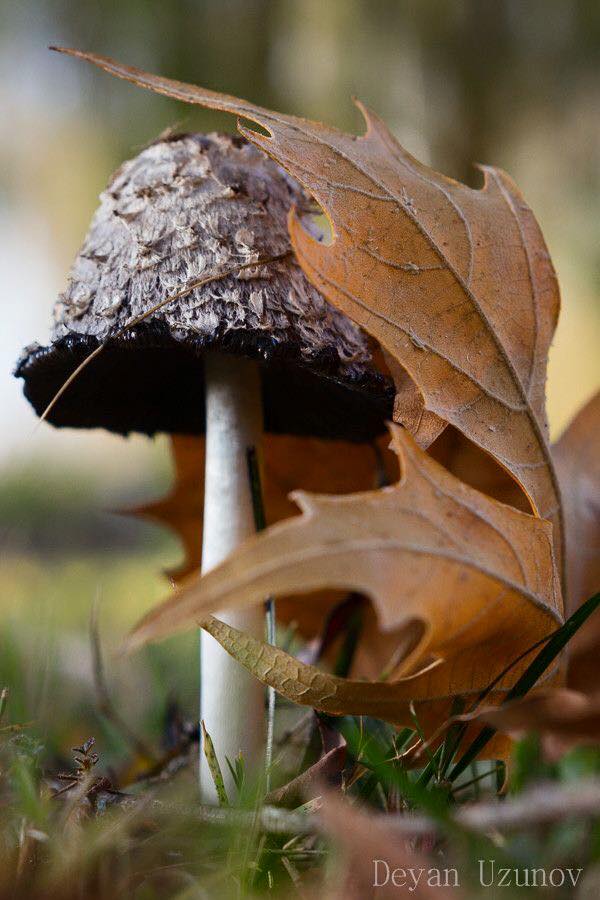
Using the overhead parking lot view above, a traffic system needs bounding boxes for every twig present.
[458,780,600,832]
[118,779,600,838]
[120,798,315,835]
[281,855,303,892]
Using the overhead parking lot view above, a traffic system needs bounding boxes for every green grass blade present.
[438,696,467,779]
[201,720,229,807]
[415,745,445,788]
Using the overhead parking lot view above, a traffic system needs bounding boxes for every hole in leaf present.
[238,117,272,139]
[428,424,532,514]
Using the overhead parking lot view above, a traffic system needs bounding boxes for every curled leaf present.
[201,614,431,722]
[127,432,397,640]
[127,425,562,708]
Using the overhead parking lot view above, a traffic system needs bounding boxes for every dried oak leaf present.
[457,687,600,756]
[126,425,562,720]
[347,395,599,685]
[555,392,600,615]
[54,47,563,577]
[129,432,397,634]
[429,392,600,614]
[553,392,600,689]
[130,435,205,584]
[132,445,428,683]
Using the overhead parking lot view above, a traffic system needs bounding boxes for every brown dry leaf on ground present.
[456,687,600,757]
[128,433,396,582]
[200,615,513,762]
[555,392,600,614]
[54,47,564,580]
[129,432,397,634]
[553,392,600,689]
[128,432,523,684]
[130,436,205,584]
[318,792,463,899]
[278,395,597,684]
[126,425,562,722]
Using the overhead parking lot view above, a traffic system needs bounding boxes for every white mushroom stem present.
[200,352,266,802]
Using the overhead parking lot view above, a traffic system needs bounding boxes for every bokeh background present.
[1,0,599,764]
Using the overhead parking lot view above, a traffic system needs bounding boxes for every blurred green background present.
[1,0,599,766]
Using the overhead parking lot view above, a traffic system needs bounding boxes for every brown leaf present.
[460,688,600,754]
[385,354,447,448]
[198,616,514,768]
[286,111,562,571]
[127,425,562,710]
[430,392,600,613]
[555,392,600,614]
[130,436,412,702]
[553,392,600,689]
[129,433,397,637]
[319,792,463,899]
[53,47,563,579]
[428,425,531,514]
[262,434,398,525]
[131,435,205,583]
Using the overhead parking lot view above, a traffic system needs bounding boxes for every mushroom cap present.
[16,132,393,441]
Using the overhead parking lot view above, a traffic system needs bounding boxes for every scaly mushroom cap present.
[16,132,393,440]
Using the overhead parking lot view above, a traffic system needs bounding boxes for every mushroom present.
[15,132,394,799]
